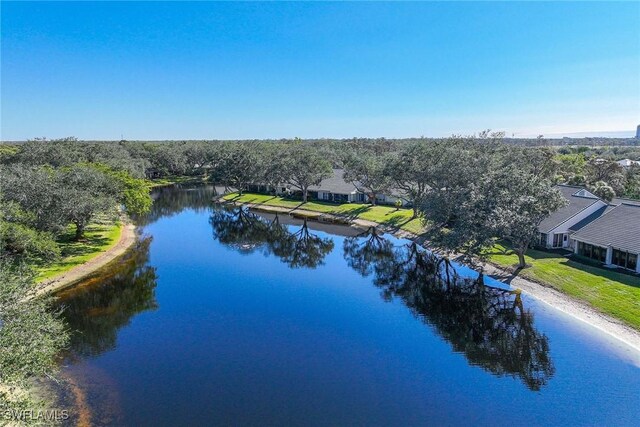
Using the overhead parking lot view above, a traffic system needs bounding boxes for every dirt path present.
[33,223,137,298]
[229,199,640,356]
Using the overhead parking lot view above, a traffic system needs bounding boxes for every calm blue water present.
[56,186,640,426]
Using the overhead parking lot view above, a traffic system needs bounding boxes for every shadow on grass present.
[488,267,525,286]
[489,241,568,261]
[380,215,415,229]
[54,225,117,258]
[493,241,640,289]
[559,258,640,289]
[59,236,113,258]
[244,196,278,205]
[337,205,371,219]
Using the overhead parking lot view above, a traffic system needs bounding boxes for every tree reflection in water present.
[344,227,555,391]
[66,200,554,390]
[135,184,219,226]
[210,204,334,269]
[56,237,158,359]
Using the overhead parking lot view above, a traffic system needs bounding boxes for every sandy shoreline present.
[2,225,137,422]
[233,200,640,355]
[33,222,137,298]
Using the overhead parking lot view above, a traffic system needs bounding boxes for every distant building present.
[636,124,640,139]
[616,159,640,169]
[249,169,411,207]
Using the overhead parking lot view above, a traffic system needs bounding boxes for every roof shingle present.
[307,169,358,194]
[538,185,601,233]
[571,203,640,254]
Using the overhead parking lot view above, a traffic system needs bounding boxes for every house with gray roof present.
[305,169,410,206]
[538,185,640,273]
[258,169,410,206]
[571,203,640,272]
[307,169,366,203]
[537,185,608,249]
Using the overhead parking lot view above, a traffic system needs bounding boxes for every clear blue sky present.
[1,1,639,140]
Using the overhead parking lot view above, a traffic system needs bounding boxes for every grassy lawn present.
[36,221,123,282]
[223,192,425,234]
[150,175,207,188]
[489,242,640,330]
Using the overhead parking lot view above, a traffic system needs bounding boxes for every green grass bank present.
[222,192,425,234]
[488,243,640,330]
[36,221,123,282]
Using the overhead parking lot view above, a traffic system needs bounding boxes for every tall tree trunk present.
[476,270,485,287]
[412,205,418,219]
[303,189,308,203]
[517,250,526,269]
[74,222,85,241]
[370,192,376,206]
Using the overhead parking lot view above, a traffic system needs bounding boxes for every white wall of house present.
[545,232,571,248]
[315,190,406,206]
[542,200,608,248]
[315,191,359,203]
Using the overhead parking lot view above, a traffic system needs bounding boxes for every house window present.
[539,233,548,247]
[333,194,348,203]
[553,233,564,248]
[577,241,607,263]
[612,249,638,271]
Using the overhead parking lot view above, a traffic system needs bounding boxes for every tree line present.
[4,134,639,271]
[0,133,637,415]
[0,141,152,418]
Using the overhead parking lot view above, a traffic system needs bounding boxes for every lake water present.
[53,185,640,426]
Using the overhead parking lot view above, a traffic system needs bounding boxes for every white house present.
[537,186,607,249]
[306,169,410,207]
[307,169,365,203]
[616,159,640,169]
[537,185,640,273]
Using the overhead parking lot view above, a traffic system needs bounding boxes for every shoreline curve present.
[33,222,137,298]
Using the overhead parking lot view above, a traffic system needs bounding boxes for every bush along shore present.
[1,149,152,422]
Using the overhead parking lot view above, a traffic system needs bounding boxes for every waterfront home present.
[537,185,640,273]
[276,169,410,207]
[307,169,366,203]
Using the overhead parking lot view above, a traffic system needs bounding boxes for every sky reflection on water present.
[55,186,640,426]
